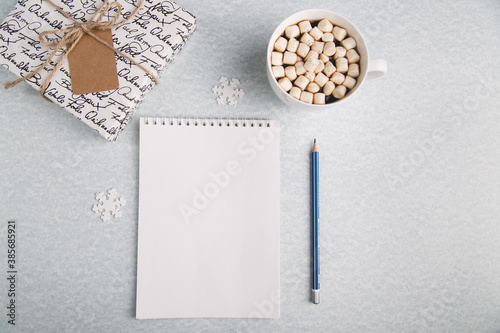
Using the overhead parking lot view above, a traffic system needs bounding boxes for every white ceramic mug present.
[266,9,387,110]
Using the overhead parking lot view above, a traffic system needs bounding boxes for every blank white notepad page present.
[136,118,280,319]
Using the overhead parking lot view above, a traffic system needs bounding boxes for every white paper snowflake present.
[92,188,126,221]
[212,77,245,106]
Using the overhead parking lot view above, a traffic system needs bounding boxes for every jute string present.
[4,0,159,98]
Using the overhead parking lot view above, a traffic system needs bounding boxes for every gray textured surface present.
[0,0,499,332]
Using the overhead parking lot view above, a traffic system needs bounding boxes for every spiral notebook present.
[136,117,280,319]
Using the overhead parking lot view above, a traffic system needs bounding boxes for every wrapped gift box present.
[0,0,196,140]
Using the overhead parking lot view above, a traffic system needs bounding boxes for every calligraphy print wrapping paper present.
[0,0,196,140]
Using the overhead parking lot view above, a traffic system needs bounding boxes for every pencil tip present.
[312,139,318,152]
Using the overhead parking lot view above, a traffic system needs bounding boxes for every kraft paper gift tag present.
[67,29,119,95]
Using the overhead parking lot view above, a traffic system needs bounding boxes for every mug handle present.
[366,59,387,80]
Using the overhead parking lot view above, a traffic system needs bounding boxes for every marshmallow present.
[346,49,360,64]
[333,46,347,59]
[289,86,302,100]
[311,41,325,54]
[332,85,347,98]
[324,61,336,77]
[294,75,309,90]
[342,76,357,89]
[285,25,300,38]
[319,54,329,63]
[287,37,300,53]
[305,50,319,61]
[323,81,335,95]
[335,57,349,73]
[313,93,326,105]
[347,63,360,78]
[283,51,298,65]
[321,33,334,42]
[332,86,347,99]
[272,66,285,78]
[296,43,311,58]
[317,19,333,33]
[330,72,345,85]
[306,82,320,93]
[304,57,320,72]
[295,61,306,75]
[314,72,329,87]
[341,37,356,50]
[300,33,315,46]
[274,37,287,52]
[314,61,325,74]
[284,65,297,81]
[278,77,292,91]
[323,41,336,56]
[304,71,316,82]
[333,26,347,41]
[310,27,323,40]
[271,51,283,66]
[300,91,313,104]
[298,20,312,34]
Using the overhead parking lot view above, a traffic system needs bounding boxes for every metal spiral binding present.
[143,117,272,127]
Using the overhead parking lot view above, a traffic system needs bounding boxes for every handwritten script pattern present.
[0,0,196,140]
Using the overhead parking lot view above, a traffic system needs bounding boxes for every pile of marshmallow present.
[271,18,360,104]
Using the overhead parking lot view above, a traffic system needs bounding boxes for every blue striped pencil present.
[312,139,320,304]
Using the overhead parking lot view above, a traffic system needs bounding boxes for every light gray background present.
[0,0,499,332]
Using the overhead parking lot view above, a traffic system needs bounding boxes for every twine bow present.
[4,0,159,98]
